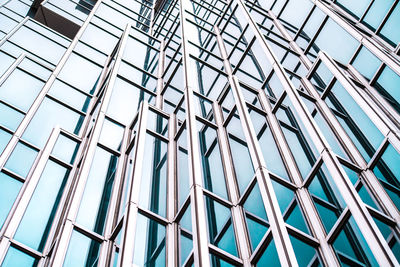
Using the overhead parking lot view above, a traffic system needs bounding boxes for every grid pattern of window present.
[0,0,399,266]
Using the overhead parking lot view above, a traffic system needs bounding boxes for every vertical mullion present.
[214,24,299,267]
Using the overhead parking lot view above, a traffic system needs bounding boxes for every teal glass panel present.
[14,160,69,251]
[1,246,38,267]
[333,217,378,266]
[336,0,370,18]
[147,110,168,137]
[314,202,338,233]
[204,196,237,256]
[198,123,228,199]
[106,77,140,125]
[243,183,268,220]
[210,254,236,267]
[256,239,280,267]
[63,230,100,267]
[271,180,294,214]
[123,36,159,71]
[58,53,102,94]
[177,128,190,209]
[99,119,124,151]
[352,47,381,80]
[372,143,400,208]
[357,184,378,210]
[22,98,84,148]
[228,136,254,195]
[51,134,79,164]
[245,215,268,251]
[0,52,14,77]
[18,58,52,81]
[81,23,118,55]
[0,129,12,154]
[76,147,118,234]
[0,172,22,229]
[375,66,400,113]
[133,213,166,266]
[290,234,317,267]
[364,0,394,29]
[48,79,91,112]
[0,102,24,131]
[9,24,67,65]
[380,3,400,47]
[0,69,44,112]
[139,134,167,217]
[286,204,309,234]
[329,82,384,161]
[315,19,359,63]
[280,0,313,29]
[180,234,192,266]
[5,142,38,178]
[180,204,192,232]
[258,123,290,180]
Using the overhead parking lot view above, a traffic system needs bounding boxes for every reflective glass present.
[0,172,22,229]
[1,246,38,267]
[14,160,69,251]
[133,213,166,266]
[76,146,118,234]
[5,142,38,178]
[63,230,100,267]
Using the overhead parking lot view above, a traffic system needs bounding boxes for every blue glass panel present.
[229,137,254,194]
[180,234,192,266]
[336,0,370,18]
[0,69,44,112]
[51,134,79,164]
[139,134,167,217]
[271,180,294,214]
[133,213,166,266]
[380,3,400,47]
[1,246,38,267]
[14,160,69,251]
[99,119,125,151]
[180,204,192,232]
[0,52,14,77]
[48,79,91,112]
[58,53,102,94]
[76,147,118,234]
[22,98,84,148]
[245,215,268,251]
[63,230,100,267]
[0,102,24,131]
[244,183,268,220]
[364,0,394,29]
[315,19,359,63]
[352,47,381,80]
[0,172,22,229]
[290,234,317,267]
[375,66,400,112]
[5,142,38,178]
[256,239,280,267]
[0,129,12,154]
[106,77,140,125]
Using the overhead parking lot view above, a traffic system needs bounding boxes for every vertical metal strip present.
[179,0,212,265]
[214,25,299,267]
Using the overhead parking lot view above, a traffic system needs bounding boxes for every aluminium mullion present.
[311,0,400,77]
[0,126,59,265]
[258,86,340,266]
[49,18,130,266]
[319,52,400,149]
[96,125,130,266]
[215,22,299,266]
[118,102,148,266]
[236,0,400,264]
[348,64,400,130]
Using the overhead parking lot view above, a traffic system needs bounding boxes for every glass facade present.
[0,0,399,266]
